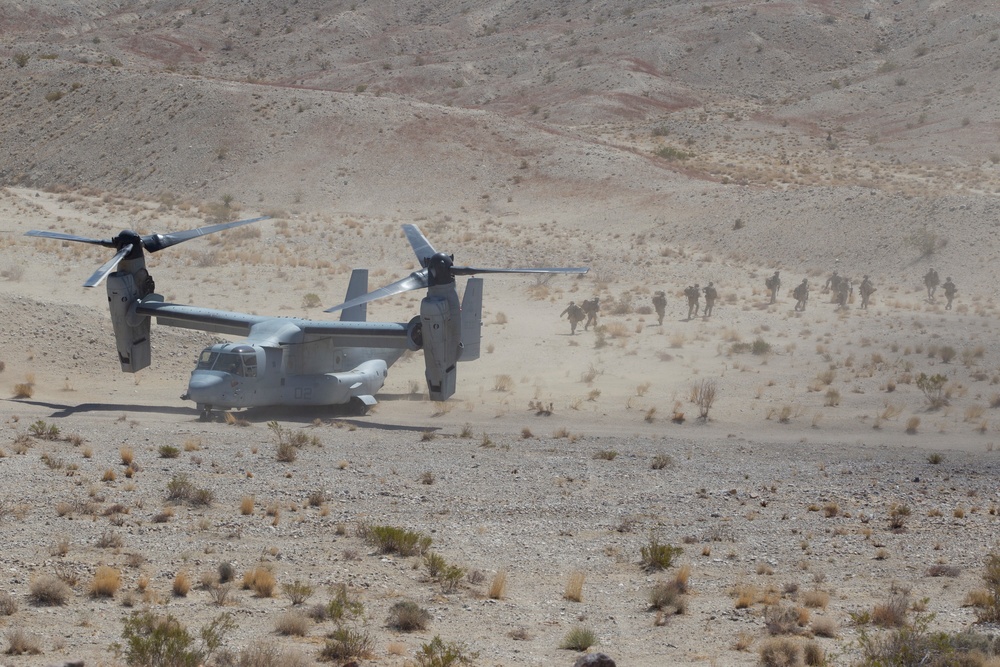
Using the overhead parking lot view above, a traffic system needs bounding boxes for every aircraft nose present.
[186,373,225,399]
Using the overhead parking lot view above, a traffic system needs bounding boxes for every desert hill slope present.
[0,1,998,281]
[1,2,1000,667]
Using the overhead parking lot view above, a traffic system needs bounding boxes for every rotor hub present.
[426,252,455,286]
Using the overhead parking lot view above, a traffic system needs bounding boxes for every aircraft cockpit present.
[196,344,260,377]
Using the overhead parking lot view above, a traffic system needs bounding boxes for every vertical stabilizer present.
[460,277,483,361]
[340,269,369,322]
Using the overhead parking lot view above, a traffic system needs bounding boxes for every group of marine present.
[559,268,958,334]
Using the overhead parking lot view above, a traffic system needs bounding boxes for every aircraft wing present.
[135,301,268,336]
[136,300,411,348]
[299,321,411,349]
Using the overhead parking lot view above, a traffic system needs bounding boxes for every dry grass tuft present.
[172,571,191,597]
[802,589,829,609]
[564,571,585,602]
[811,615,838,638]
[89,566,121,597]
[488,569,507,600]
[274,611,310,636]
[4,627,42,655]
[30,574,71,605]
[872,593,909,627]
[243,566,277,597]
[240,495,254,515]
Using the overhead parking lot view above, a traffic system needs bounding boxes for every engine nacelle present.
[420,285,462,401]
[107,271,153,373]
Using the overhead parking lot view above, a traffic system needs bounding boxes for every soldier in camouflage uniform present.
[793,279,809,311]
[560,301,585,334]
[942,277,957,310]
[702,282,718,318]
[652,290,667,325]
[582,297,600,330]
[924,268,940,299]
[685,284,701,320]
[766,271,781,304]
[858,275,875,309]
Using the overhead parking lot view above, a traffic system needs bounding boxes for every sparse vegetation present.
[320,624,373,661]
[692,379,717,420]
[359,524,432,556]
[560,626,596,651]
[641,534,682,571]
[90,565,121,597]
[118,610,235,667]
[564,571,585,602]
[387,599,431,631]
[30,574,71,605]
[414,636,477,666]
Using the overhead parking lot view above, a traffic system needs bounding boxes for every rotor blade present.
[84,244,132,288]
[325,269,429,313]
[25,230,116,248]
[451,266,590,276]
[142,215,269,252]
[402,224,437,266]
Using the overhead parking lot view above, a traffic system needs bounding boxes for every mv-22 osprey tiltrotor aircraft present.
[26,218,586,418]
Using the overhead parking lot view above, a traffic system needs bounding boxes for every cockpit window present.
[196,350,219,370]
[196,348,257,377]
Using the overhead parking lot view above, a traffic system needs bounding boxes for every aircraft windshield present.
[195,347,257,377]
[196,349,219,370]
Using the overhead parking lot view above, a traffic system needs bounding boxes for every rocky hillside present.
[1,0,998,283]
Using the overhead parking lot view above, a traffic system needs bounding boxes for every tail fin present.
[459,277,483,361]
[340,269,369,322]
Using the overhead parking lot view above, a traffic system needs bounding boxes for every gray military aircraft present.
[26,218,586,418]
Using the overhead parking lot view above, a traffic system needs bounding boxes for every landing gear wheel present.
[348,397,370,416]
[198,405,213,421]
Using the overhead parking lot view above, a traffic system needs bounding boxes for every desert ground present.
[1,1,1000,666]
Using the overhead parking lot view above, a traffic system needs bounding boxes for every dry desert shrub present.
[89,566,121,597]
[872,593,909,627]
[691,379,717,420]
[488,570,507,600]
[173,571,191,597]
[233,639,311,667]
[733,630,754,651]
[274,611,310,636]
[649,578,687,615]
[976,550,1000,622]
[243,566,276,597]
[888,503,911,531]
[758,637,801,667]
[493,374,513,392]
[802,589,830,609]
[560,626,596,651]
[283,580,314,606]
[95,529,124,549]
[811,615,839,638]
[765,604,803,635]
[240,495,254,515]
[4,627,42,655]
[386,599,431,632]
[0,591,17,616]
[320,624,374,662]
[651,454,674,470]
[30,574,70,605]
[564,571,585,602]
